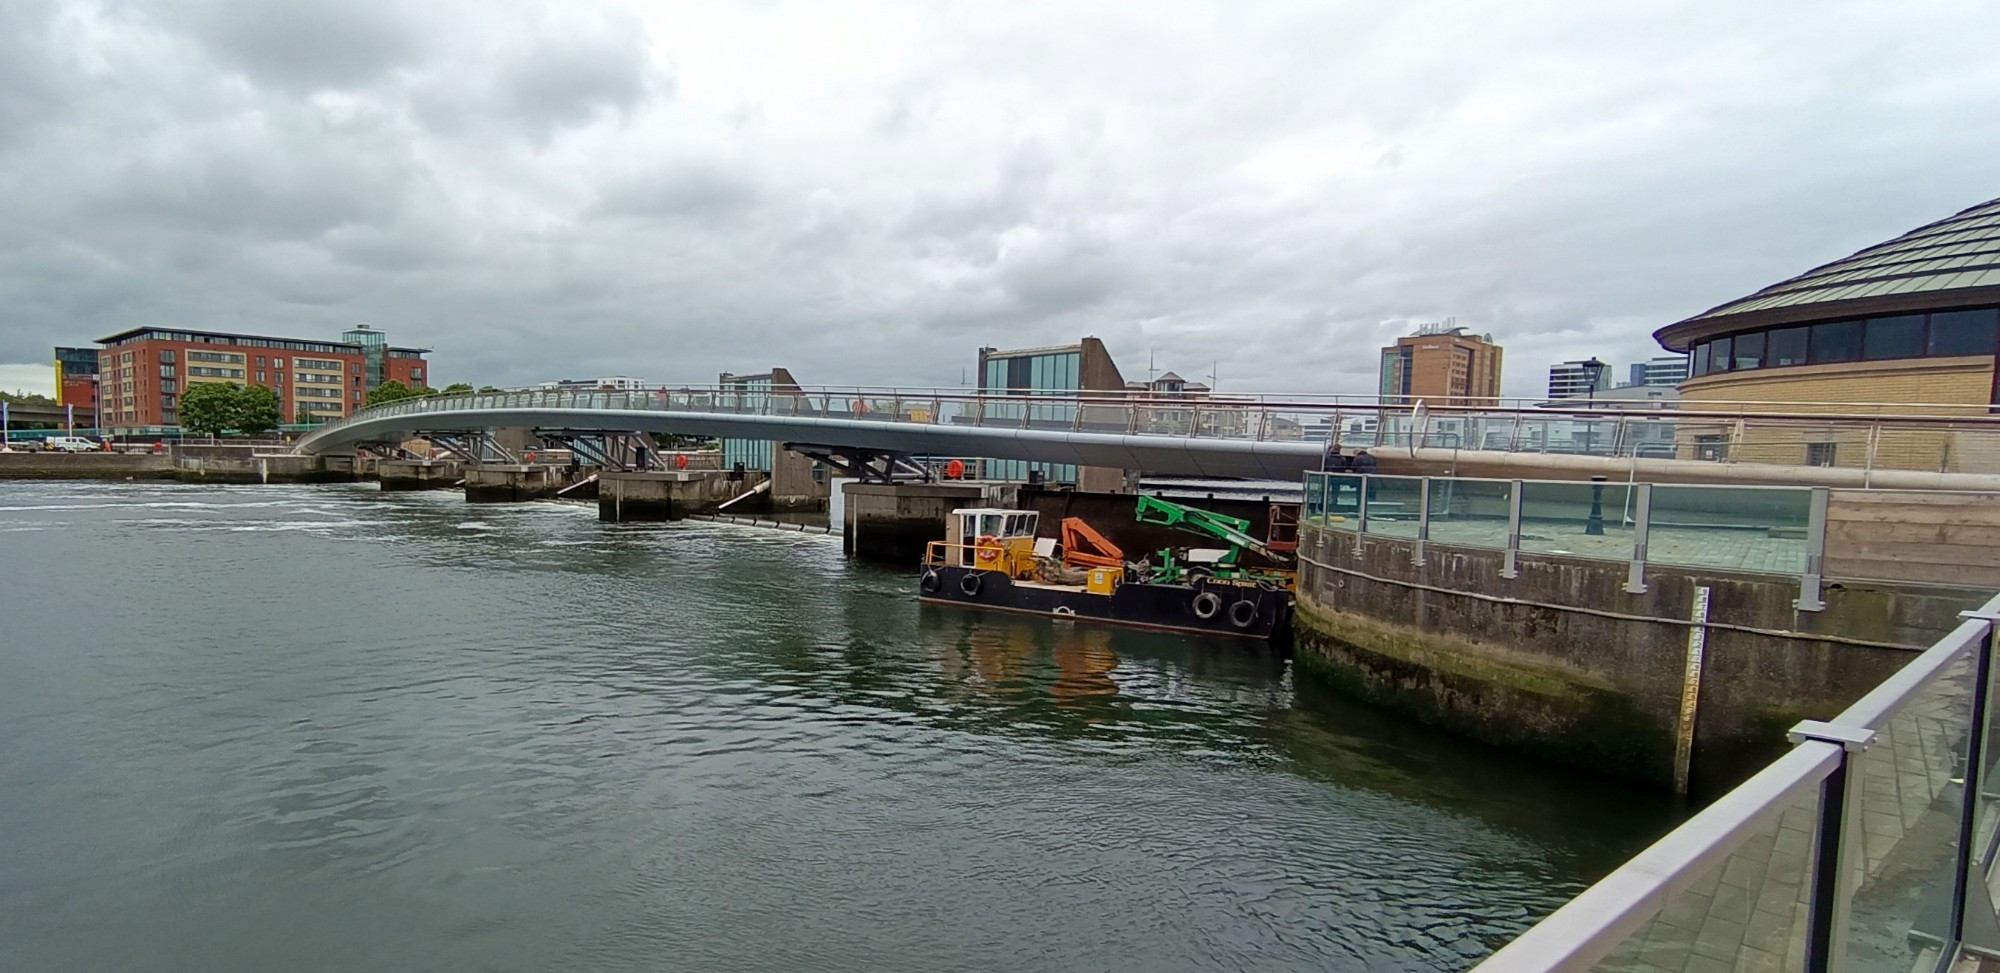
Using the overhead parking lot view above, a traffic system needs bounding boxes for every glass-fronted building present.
[975,342,1105,483]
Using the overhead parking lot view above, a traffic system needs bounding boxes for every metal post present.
[1950,612,1999,954]
[1673,585,1713,795]
[1586,474,1607,535]
[1789,719,1876,973]
[1501,480,1523,579]
[1414,477,1431,565]
[1626,483,1651,594]
[1796,486,1830,612]
[1353,476,1369,554]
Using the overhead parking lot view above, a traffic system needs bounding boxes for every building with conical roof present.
[1656,198,2000,414]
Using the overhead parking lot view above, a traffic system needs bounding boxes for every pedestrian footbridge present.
[290,386,2000,488]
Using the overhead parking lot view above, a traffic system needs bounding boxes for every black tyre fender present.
[920,569,942,593]
[960,572,983,597]
[1228,599,1259,629]
[1191,590,1223,620]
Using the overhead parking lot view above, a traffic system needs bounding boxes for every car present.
[41,436,100,453]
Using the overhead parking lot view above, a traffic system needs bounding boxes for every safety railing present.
[1470,590,2000,973]
[289,384,2000,477]
[1302,471,1828,605]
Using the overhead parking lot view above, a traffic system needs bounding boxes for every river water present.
[0,481,1680,972]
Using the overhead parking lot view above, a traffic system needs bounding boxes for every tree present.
[0,390,57,406]
[367,380,418,406]
[236,384,281,434]
[477,386,502,393]
[441,382,473,394]
[294,406,318,426]
[179,383,239,437]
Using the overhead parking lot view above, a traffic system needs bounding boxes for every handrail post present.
[1797,486,1829,612]
[1626,483,1651,594]
[1353,476,1369,555]
[1788,719,1876,973]
[1501,480,1523,579]
[1949,611,2000,957]
[1414,477,1431,565]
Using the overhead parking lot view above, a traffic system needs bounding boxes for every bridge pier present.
[464,464,561,503]
[841,482,985,564]
[378,459,463,491]
[598,470,760,521]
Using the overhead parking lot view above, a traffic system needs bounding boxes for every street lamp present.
[1579,357,1606,456]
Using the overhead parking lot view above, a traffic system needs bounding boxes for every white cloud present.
[2,0,1999,398]
[0,363,57,398]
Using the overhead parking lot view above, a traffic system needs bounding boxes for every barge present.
[917,506,1294,642]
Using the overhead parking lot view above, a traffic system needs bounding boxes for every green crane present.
[1133,495,1291,582]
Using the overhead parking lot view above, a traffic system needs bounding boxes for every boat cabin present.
[944,508,1041,569]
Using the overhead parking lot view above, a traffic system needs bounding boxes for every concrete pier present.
[840,482,985,564]
[378,459,464,491]
[464,464,562,503]
[597,470,761,521]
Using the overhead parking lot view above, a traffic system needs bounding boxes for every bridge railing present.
[1466,588,2000,973]
[293,385,2000,476]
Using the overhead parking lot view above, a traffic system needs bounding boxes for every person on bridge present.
[1321,443,1348,473]
[1352,449,1378,500]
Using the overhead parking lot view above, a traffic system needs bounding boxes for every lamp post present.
[1579,357,1605,456]
[1586,474,1607,536]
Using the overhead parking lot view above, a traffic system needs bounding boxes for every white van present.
[41,436,100,453]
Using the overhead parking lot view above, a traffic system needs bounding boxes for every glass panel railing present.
[1588,780,1822,973]
[1318,474,1364,530]
[1647,485,1812,575]
[1517,480,1635,561]
[1424,477,1515,552]
[1361,475,1424,539]
[1844,648,1979,973]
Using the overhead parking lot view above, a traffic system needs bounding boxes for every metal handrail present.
[1472,741,1844,972]
[1469,590,2000,972]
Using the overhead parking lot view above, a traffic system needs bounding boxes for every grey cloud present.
[6,0,2000,397]
[591,161,761,221]
[134,0,431,93]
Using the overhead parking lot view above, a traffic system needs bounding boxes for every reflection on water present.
[0,481,1680,973]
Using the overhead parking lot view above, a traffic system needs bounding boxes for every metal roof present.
[1655,197,2000,350]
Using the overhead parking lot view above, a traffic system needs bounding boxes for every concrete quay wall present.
[597,470,764,521]
[841,482,986,564]
[1293,523,1979,791]
[0,449,360,484]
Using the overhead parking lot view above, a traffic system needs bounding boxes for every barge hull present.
[919,565,1289,641]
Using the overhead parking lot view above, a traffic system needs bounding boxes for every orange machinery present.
[1059,517,1124,569]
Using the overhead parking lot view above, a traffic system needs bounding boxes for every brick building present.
[93,325,429,434]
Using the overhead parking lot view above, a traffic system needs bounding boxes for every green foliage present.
[236,384,281,434]
[178,382,239,437]
[440,382,474,394]
[366,380,418,406]
[0,390,58,406]
[477,386,502,393]
[294,406,318,426]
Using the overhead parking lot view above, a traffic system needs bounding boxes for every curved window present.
[1685,305,2000,379]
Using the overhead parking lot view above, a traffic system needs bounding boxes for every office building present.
[976,338,1128,491]
[53,346,99,412]
[715,368,828,509]
[1547,360,1614,400]
[1379,322,1503,407]
[1657,196,2000,415]
[92,326,429,434]
[1627,356,1689,388]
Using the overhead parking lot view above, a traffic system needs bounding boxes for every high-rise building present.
[92,326,430,434]
[53,346,99,412]
[1378,322,1503,406]
[1627,356,1690,388]
[1547,359,1614,399]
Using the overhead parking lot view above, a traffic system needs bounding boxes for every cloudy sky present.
[3,0,1999,399]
